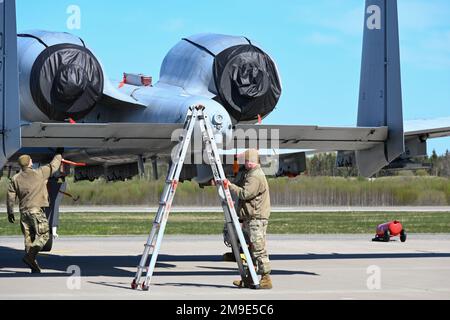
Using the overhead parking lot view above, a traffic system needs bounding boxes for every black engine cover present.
[30,43,104,121]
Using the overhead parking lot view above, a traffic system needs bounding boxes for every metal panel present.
[407,128,450,140]
[405,118,450,139]
[158,34,250,97]
[234,124,388,151]
[404,137,427,158]
[101,77,147,109]
[20,121,388,163]
[0,0,21,169]
[186,33,250,56]
[21,122,183,149]
[356,0,405,177]
[357,0,386,129]
[385,0,404,161]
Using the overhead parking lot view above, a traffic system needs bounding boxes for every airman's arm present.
[39,155,63,180]
[229,176,261,201]
[6,179,16,216]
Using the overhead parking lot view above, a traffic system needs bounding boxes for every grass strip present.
[1,212,449,236]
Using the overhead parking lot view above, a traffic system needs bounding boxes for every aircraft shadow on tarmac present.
[1,246,449,279]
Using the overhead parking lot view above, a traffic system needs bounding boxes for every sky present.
[16,0,450,155]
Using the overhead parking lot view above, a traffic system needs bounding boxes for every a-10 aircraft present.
[1,0,449,250]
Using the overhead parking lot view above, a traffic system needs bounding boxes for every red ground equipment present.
[372,220,407,243]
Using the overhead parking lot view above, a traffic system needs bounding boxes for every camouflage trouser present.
[20,209,50,253]
[243,219,271,275]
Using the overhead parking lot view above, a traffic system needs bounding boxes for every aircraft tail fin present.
[1,0,21,170]
[356,0,404,177]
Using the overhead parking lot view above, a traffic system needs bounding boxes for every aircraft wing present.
[405,118,450,140]
[233,117,450,153]
[21,122,388,153]
[21,122,182,150]
[233,124,388,151]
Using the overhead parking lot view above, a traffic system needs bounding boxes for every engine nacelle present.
[159,34,282,123]
[18,31,104,122]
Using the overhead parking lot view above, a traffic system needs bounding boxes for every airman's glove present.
[8,214,15,224]
[52,227,59,240]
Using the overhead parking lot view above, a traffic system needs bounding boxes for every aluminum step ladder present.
[131,105,260,291]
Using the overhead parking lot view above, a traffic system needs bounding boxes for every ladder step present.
[137,266,150,272]
[165,179,179,186]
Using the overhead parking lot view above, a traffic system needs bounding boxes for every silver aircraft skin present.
[18,32,233,130]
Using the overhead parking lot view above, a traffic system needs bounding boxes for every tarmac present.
[0,235,449,300]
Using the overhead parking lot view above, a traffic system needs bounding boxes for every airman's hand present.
[8,214,15,224]
[52,227,59,240]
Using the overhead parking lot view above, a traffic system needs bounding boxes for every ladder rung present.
[166,179,179,185]
[137,266,150,272]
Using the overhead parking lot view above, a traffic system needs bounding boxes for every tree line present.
[306,151,450,177]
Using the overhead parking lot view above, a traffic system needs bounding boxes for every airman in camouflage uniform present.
[7,154,63,273]
[228,149,272,289]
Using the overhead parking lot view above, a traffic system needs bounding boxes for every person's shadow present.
[0,245,320,279]
[2,245,448,290]
[0,245,174,278]
[0,242,450,278]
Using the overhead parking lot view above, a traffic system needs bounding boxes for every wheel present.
[142,283,150,291]
[131,279,138,290]
[383,230,391,242]
[400,230,407,243]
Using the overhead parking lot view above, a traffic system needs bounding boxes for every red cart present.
[372,220,407,242]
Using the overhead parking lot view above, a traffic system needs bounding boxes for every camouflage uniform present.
[19,209,50,253]
[7,155,62,253]
[229,164,272,276]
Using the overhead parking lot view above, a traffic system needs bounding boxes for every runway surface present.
[0,235,449,300]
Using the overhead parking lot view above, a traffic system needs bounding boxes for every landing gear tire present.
[142,283,150,291]
[400,230,407,243]
[383,230,390,242]
[131,279,138,290]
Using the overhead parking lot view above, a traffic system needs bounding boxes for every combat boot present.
[233,277,252,289]
[22,247,41,273]
[260,274,272,289]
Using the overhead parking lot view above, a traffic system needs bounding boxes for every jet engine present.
[18,31,104,122]
[159,34,282,123]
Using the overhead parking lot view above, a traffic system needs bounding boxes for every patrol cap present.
[240,149,260,164]
[18,155,31,168]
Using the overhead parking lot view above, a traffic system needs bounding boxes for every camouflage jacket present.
[7,155,62,215]
[229,165,271,221]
